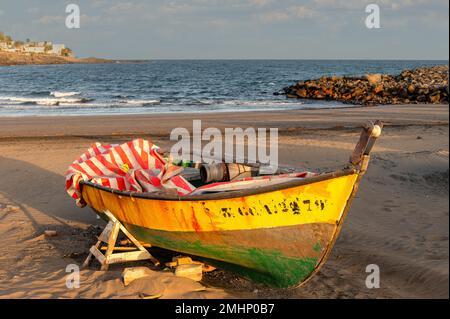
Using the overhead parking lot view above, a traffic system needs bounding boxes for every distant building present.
[0,41,17,52]
[0,34,72,57]
[49,44,66,55]
[24,46,46,54]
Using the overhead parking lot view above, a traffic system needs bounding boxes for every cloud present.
[27,7,39,14]
[90,0,109,8]
[205,19,230,28]
[289,6,320,18]
[35,13,102,27]
[256,11,290,23]
[106,2,146,14]
[36,15,65,25]
[160,3,195,14]
[253,5,320,24]
[312,0,437,10]
[248,0,273,7]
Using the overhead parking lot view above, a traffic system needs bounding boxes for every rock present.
[429,92,441,103]
[166,256,194,268]
[44,230,57,237]
[373,84,384,94]
[174,264,203,282]
[122,267,155,286]
[342,93,352,101]
[323,88,333,96]
[296,89,307,98]
[418,88,429,95]
[416,95,427,102]
[305,82,320,90]
[365,73,382,85]
[277,65,448,105]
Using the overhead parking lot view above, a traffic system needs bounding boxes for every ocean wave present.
[197,99,304,107]
[114,94,135,99]
[0,96,93,106]
[50,91,81,98]
[119,99,161,106]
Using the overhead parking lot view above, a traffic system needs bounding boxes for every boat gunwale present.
[80,166,357,201]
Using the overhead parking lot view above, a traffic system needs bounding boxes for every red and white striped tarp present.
[66,139,195,207]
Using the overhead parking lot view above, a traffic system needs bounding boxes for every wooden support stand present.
[82,210,160,270]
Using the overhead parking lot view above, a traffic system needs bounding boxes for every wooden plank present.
[100,246,137,251]
[90,245,106,264]
[106,250,152,264]
[82,240,101,268]
[98,221,114,243]
[101,221,120,270]
[118,224,148,250]
[82,210,161,268]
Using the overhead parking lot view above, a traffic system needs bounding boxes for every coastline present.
[0,104,448,298]
[0,51,148,67]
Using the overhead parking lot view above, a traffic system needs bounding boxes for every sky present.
[0,0,448,59]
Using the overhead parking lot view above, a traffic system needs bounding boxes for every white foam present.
[198,99,304,107]
[0,96,88,106]
[50,91,80,98]
[119,99,160,106]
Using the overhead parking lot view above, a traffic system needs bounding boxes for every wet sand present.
[0,104,448,298]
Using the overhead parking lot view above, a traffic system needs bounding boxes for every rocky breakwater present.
[277,65,449,105]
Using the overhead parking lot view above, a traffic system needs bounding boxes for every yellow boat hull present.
[80,121,382,287]
[82,170,360,287]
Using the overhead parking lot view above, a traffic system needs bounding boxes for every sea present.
[0,60,446,116]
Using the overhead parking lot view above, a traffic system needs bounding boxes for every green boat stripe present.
[124,222,334,288]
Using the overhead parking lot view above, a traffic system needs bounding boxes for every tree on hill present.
[0,32,14,44]
[61,48,73,57]
[45,44,53,52]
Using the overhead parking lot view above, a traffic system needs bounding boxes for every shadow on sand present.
[0,156,99,233]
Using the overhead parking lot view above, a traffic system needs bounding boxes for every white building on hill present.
[0,37,71,56]
[50,44,66,55]
[24,46,46,54]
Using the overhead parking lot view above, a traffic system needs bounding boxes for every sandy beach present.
[0,104,448,299]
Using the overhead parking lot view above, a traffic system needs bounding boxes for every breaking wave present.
[50,91,81,98]
[0,96,93,107]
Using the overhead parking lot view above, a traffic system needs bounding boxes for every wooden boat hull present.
[81,171,360,288]
[80,121,383,287]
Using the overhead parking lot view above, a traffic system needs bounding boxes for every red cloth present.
[65,139,195,207]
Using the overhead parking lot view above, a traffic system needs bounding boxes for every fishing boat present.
[78,121,383,288]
